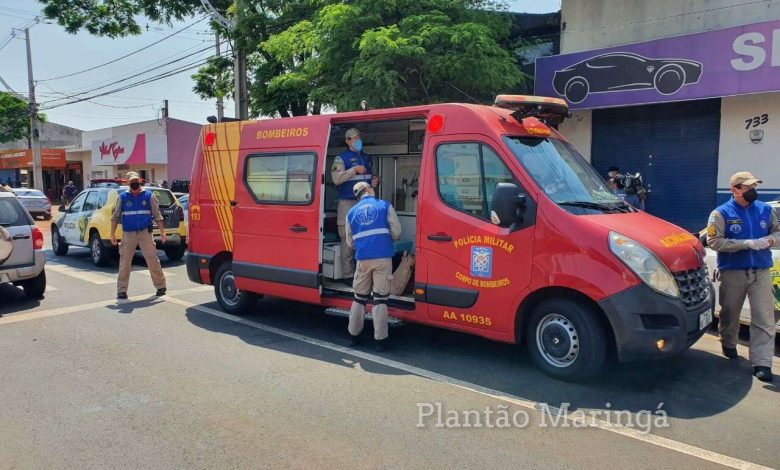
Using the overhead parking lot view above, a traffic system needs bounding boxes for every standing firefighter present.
[331,128,378,282]
[110,172,167,300]
[345,181,401,351]
[706,171,779,383]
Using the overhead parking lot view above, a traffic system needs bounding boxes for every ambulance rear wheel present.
[527,298,606,382]
[214,262,258,314]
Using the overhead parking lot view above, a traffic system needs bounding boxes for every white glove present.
[746,238,771,250]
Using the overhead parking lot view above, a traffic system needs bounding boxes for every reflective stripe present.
[347,174,372,182]
[352,228,390,240]
[123,210,152,215]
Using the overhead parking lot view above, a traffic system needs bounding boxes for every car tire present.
[90,232,111,267]
[654,64,685,95]
[22,269,46,299]
[564,77,589,103]
[52,227,68,256]
[214,262,258,314]
[526,298,606,382]
[164,244,186,261]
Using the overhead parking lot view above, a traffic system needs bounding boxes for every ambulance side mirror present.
[491,183,527,229]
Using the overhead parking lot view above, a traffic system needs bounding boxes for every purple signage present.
[534,20,780,109]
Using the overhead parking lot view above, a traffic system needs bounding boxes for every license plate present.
[699,311,713,330]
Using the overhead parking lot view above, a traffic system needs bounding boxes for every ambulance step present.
[324,308,405,327]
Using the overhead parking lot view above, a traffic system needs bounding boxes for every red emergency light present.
[204,131,217,147]
[427,114,445,133]
[494,94,570,126]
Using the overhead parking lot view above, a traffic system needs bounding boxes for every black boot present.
[375,338,389,352]
[722,346,738,359]
[348,334,361,347]
[156,288,167,297]
[753,366,773,383]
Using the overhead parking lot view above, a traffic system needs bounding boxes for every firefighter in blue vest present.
[706,171,779,383]
[345,181,401,350]
[331,128,378,282]
[110,172,168,300]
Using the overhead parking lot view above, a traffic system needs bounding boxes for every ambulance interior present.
[321,119,426,306]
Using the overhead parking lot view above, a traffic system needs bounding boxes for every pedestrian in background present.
[706,171,779,383]
[110,171,167,301]
[345,181,401,351]
[62,180,78,204]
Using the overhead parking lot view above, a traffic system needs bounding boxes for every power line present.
[38,15,208,82]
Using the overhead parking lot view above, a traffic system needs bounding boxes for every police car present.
[702,199,780,332]
[51,186,187,266]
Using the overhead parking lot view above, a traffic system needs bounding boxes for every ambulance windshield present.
[504,136,626,210]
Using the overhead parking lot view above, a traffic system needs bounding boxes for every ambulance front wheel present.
[527,298,606,382]
[214,262,258,314]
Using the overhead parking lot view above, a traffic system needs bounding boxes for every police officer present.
[706,171,779,383]
[110,172,168,301]
[345,181,401,351]
[331,128,378,281]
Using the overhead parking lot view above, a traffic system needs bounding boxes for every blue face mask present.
[353,138,363,152]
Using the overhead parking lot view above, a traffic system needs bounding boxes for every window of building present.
[435,143,517,220]
[245,153,316,204]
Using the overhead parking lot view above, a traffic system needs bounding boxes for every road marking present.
[46,285,59,292]
[135,269,176,277]
[45,263,115,284]
[0,286,211,325]
[163,295,773,470]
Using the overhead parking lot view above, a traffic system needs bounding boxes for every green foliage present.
[0,93,32,144]
[40,0,524,116]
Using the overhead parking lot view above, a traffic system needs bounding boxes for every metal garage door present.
[591,99,721,232]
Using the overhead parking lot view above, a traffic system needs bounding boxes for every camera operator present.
[608,166,644,210]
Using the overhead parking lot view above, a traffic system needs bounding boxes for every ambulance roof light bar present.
[494,95,571,126]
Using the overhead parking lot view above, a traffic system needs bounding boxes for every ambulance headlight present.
[609,232,679,298]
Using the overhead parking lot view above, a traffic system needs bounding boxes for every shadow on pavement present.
[0,283,42,316]
[184,296,763,420]
[106,297,166,314]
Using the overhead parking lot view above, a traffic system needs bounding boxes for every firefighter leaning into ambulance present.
[706,171,779,383]
[345,181,401,351]
[331,128,379,281]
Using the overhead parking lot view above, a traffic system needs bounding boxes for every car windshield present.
[503,136,627,211]
[13,190,45,198]
[0,198,32,227]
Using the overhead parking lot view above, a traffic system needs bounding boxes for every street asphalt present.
[0,217,777,469]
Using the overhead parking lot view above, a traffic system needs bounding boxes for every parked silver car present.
[0,192,47,298]
[12,188,52,220]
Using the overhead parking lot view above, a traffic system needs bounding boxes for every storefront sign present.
[91,134,168,166]
[0,148,67,169]
[535,19,780,109]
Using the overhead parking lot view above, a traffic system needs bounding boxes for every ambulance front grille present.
[673,266,709,308]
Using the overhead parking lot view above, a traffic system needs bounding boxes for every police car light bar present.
[494,95,571,126]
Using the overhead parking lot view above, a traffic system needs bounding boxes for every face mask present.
[353,138,363,152]
[741,187,758,203]
[130,182,141,190]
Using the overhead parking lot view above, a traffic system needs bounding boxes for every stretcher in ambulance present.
[186,95,714,381]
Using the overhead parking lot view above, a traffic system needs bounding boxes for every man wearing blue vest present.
[706,171,779,383]
[331,128,378,281]
[345,181,401,350]
[110,172,168,301]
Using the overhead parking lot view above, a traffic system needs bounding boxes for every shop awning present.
[0,149,67,169]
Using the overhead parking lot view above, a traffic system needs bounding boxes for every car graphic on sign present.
[552,52,703,104]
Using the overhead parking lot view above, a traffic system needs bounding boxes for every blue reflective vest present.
[337,150,373,200]
[715,198,774,270]
[120,190,154,232]
[347,196,394,261]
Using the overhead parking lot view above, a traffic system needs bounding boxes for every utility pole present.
[24,28,43,191]
[216,31,224,121]
[234,0,248,120]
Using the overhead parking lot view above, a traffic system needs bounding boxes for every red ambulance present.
[186,96,714,381]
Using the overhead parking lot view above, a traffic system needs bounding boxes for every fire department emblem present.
[760,220,767,229]
[729,224,742,234]
[125,201,133,208]
[470,246,493,278]
[142,200,148,206]
[354,203,378,226]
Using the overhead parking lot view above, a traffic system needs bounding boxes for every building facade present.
[67,118,201,188]
[534,0,780,231]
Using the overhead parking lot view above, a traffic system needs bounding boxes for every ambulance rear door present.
[232,146,322,303]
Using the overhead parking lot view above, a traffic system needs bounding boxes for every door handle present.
[12,234,30,240]
[427,233,452,242]
[289,225,307,233]
[229,200,238,207]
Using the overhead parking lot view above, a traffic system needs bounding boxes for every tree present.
[0,92,47,146]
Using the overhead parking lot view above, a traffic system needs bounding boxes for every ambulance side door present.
[416,137,536,338]
[232,149,322,303]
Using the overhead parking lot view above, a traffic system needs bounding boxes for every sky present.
[0,0,561,132]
